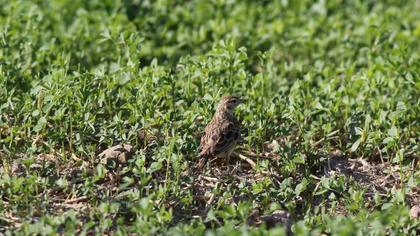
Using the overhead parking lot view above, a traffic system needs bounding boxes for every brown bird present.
[196,95,243,170]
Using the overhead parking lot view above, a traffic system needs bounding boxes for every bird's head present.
[217,95,244,113]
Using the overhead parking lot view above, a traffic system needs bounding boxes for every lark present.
[196,95,243,170]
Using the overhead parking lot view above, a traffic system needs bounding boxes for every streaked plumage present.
[196,95,243,169]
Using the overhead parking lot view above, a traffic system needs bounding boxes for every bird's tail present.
[195,154,209,170]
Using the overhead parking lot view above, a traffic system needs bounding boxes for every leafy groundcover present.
[0,0,419,235]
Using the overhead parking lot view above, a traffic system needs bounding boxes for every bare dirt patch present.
[323,152,419,215]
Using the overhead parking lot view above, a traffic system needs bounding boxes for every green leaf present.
[33,117,47,132]
[295,178,308,196]
[388,126,398,137]
[350,138,362,152]
[147,161,163,174]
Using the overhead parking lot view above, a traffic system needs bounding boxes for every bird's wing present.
[200,120,240,157]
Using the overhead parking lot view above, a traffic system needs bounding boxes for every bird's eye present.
[231,99,237,103]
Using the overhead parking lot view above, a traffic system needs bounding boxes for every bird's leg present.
[226,155,231,174]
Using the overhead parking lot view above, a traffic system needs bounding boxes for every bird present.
[196,95,243,170]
